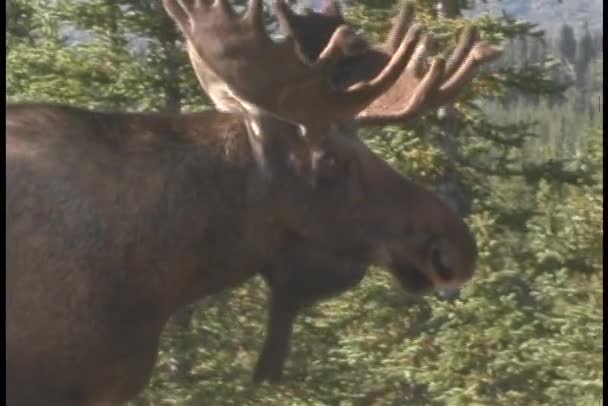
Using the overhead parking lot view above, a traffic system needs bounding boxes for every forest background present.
[6,0,603,404]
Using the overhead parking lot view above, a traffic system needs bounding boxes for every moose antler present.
[163,0,502,127]
[355,4,503,125]
[163,0,426,124]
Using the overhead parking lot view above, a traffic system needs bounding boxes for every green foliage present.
[6,1,602,405]
[6,0,38,48]
[6,0,209,111]
[558,24,576,65]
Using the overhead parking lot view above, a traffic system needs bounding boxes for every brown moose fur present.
[7,99,476,403]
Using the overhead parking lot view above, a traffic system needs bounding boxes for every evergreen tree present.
[575,21,595,89]
[6,0,38,50]
[558,23,576,65]
[6,0,209,111]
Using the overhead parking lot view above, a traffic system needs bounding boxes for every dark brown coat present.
[7,102,476,405]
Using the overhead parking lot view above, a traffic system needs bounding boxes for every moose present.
[6,0,501,404]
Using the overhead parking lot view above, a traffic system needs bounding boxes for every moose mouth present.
[391,260,435,294]
[390,257,462,300]
[316,246,438,295]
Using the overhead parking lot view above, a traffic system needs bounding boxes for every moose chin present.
[6,0,501,404]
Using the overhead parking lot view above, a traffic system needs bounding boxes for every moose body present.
[6,0,502,404]
[7,105,259,404]
[6,103,455,405]
[7,105,367,402]
[6,105,436,405]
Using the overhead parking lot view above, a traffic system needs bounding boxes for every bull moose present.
[6,0,502,404]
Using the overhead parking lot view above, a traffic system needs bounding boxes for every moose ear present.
[246,118,316,179]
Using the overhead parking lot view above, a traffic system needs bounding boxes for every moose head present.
[163,0,501,297]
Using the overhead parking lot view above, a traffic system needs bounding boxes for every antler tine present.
[163,0,192,32]
[272,0,365,66]
[164,0,237,34]
[400,57,446,117]
[164,0,501,130]
[433,41,502,106]
[242,0,265,32]
[355,21,502,126]
[355,56,447,124]
[272,0,296,24]
[443,25,479,79]
[212,0,237,17]
[276,21,425,120]
[316,26,362,63]
[331,23,424,107]
[273,0,462,121]
[385,1,416,53]
[409,34,432,78]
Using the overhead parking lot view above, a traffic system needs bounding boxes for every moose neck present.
[156,110,311,311]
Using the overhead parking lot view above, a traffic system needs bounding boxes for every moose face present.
[256,119,477,296]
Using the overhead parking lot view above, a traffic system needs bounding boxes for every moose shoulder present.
[7,105,257,404]
[6,0,501,404]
